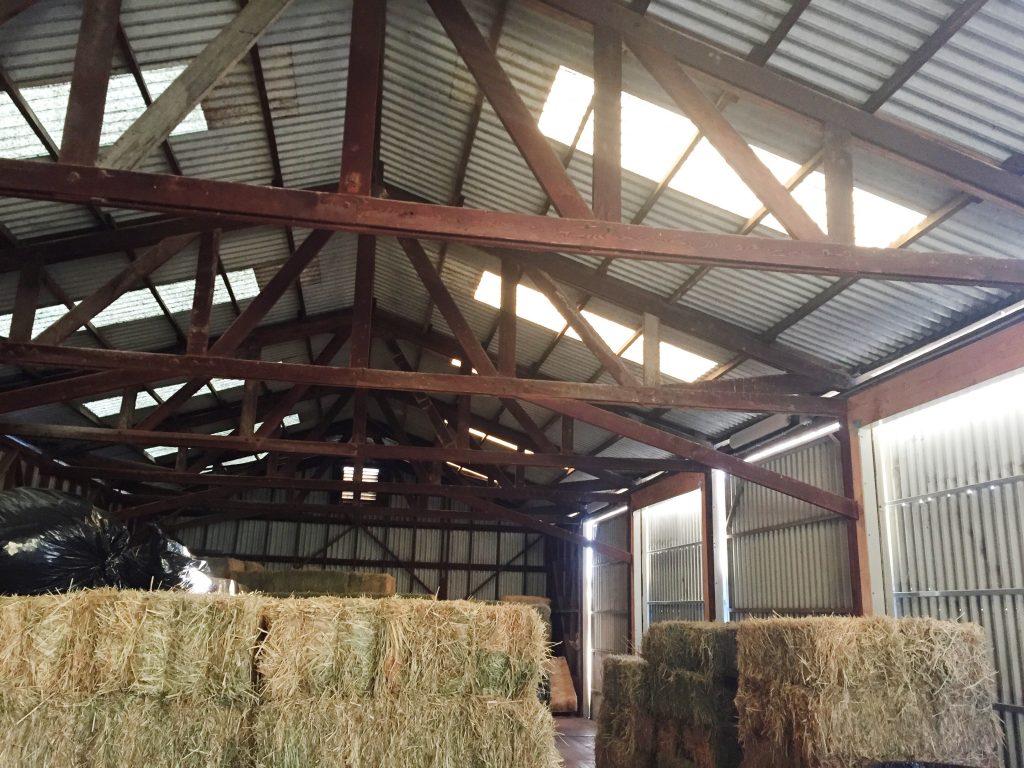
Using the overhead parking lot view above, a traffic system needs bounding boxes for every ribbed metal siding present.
[642,491,703,628]
[874,390,1024,767]
[590,513,630,717]
[728,437,853,619]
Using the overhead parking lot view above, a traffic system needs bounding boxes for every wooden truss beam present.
[0,160,1017,286]
[0,342,846,416]
[103,0,295,170]
[60,0,122,165]
[538,0,1024,214]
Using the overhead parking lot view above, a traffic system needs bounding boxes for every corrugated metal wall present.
[589,513,630,718]
[728,438,853,619]
[0,441,110,503]
[642,491,704,629]
[873,378,1024,768]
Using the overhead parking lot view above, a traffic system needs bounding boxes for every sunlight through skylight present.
[0,269,260,339]
[0,65,207,160]
[342,465,379,501]
[538,65,926,246]
[474,271,716,382]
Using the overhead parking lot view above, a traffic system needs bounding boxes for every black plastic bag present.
[0,487,206,595]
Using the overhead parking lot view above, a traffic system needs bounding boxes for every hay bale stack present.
[254,695,557,768]
[256,596,558,768]
[596,655,655,768]
[735,617,1002,768]
[235,569,396,597]
[643,622,742,768]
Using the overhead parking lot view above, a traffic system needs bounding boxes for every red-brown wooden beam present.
[592,25,622,222]
[0,160,1013,286]
[9,263,41,342]
[340,0,386,195]
[429,0,592,219]
[60,0,122,165]
[187,230,220,355]
[0,0,39,26]
[498,258,518,377]
[0,342,846,415]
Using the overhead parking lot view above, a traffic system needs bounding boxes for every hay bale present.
[0,590,264,702]
[254,695,559,768]
[546,655,577,713]
[258,597,546,700]
[257,597,380,701]
[644,621,739,679]
[736,617,1003,768]
[596,655,655,768]
[646,666,737,726]
[0,696,252,768]
[655,720,697,768]
[501,595,551,606]
[236,569,396,597]
[376,598,546,698]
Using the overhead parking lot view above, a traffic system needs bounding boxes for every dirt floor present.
[555,717,596,768]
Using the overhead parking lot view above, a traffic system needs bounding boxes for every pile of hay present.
[596,655,655,768]
[0,590,265,768]
[254,695,557,768]
[643,622,742,768]
[0,591,558,768]
[736,617,1003,767]
[256,596,558,768]
[235,569,396,597]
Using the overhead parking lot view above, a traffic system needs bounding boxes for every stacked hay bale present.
[596,655,655,768]
[0,589,264,767]
[643,622,742,768]
[735,617,1003,767]
[254,596,560,767]
[234,569,396,597]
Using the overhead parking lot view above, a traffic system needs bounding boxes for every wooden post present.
[187,229,220,355]
[498,259,517,377]
[700,471,716,620]
[340,0,386,195]
[9,264,41,342]
[116,387,136,430]
[561,415,574,456]
[350,235,376,368]
[824,125,855,244]
[592,25,621,222]
[240,379,258,437]
[642,312,660,387]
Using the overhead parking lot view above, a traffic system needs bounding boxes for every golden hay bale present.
[0,590,264,702]
[236,569,396,597]
[500,595,551,606]
[375,598,547,698]
[643,622,739,680]
[254,694,559,768]
[257,597,380,701]
[596,655,655,768]
[736,616,1003,768]
[546,655,577,713]
[0,695,252,768]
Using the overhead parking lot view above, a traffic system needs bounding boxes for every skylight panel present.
[92,290,164,327]
[342,465,379,501]
[83,390,159,418]
[16,65,206,157]
[209,378,244,392]
[156,269,260,313]
[669,138,801,219]
[474,271,717,383]
[0,303,75,339]
[221,452,268,467]
[0,92,46,159]
[144,445,177,460]
[282,413,300,428]
[537,66,926,246]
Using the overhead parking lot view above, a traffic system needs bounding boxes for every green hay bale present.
[0,590,264,703]
[254,695,559,768]
[736,616,1003,768]
[236,569,396,597]
[257,597,380,701]
[655,720,698,768]
[376,598,546,698]
[643,621,738,679]
[646,665,737,727]
[596,655,655,768]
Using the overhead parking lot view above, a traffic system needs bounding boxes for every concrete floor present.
[555,717,596,768]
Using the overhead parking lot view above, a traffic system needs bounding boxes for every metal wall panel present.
[641,491,704,628]
[727,437,853,619]
[873,377,1024,767]
[590,513,630,717]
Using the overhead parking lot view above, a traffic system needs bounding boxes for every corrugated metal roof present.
[1,0,1023,459]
